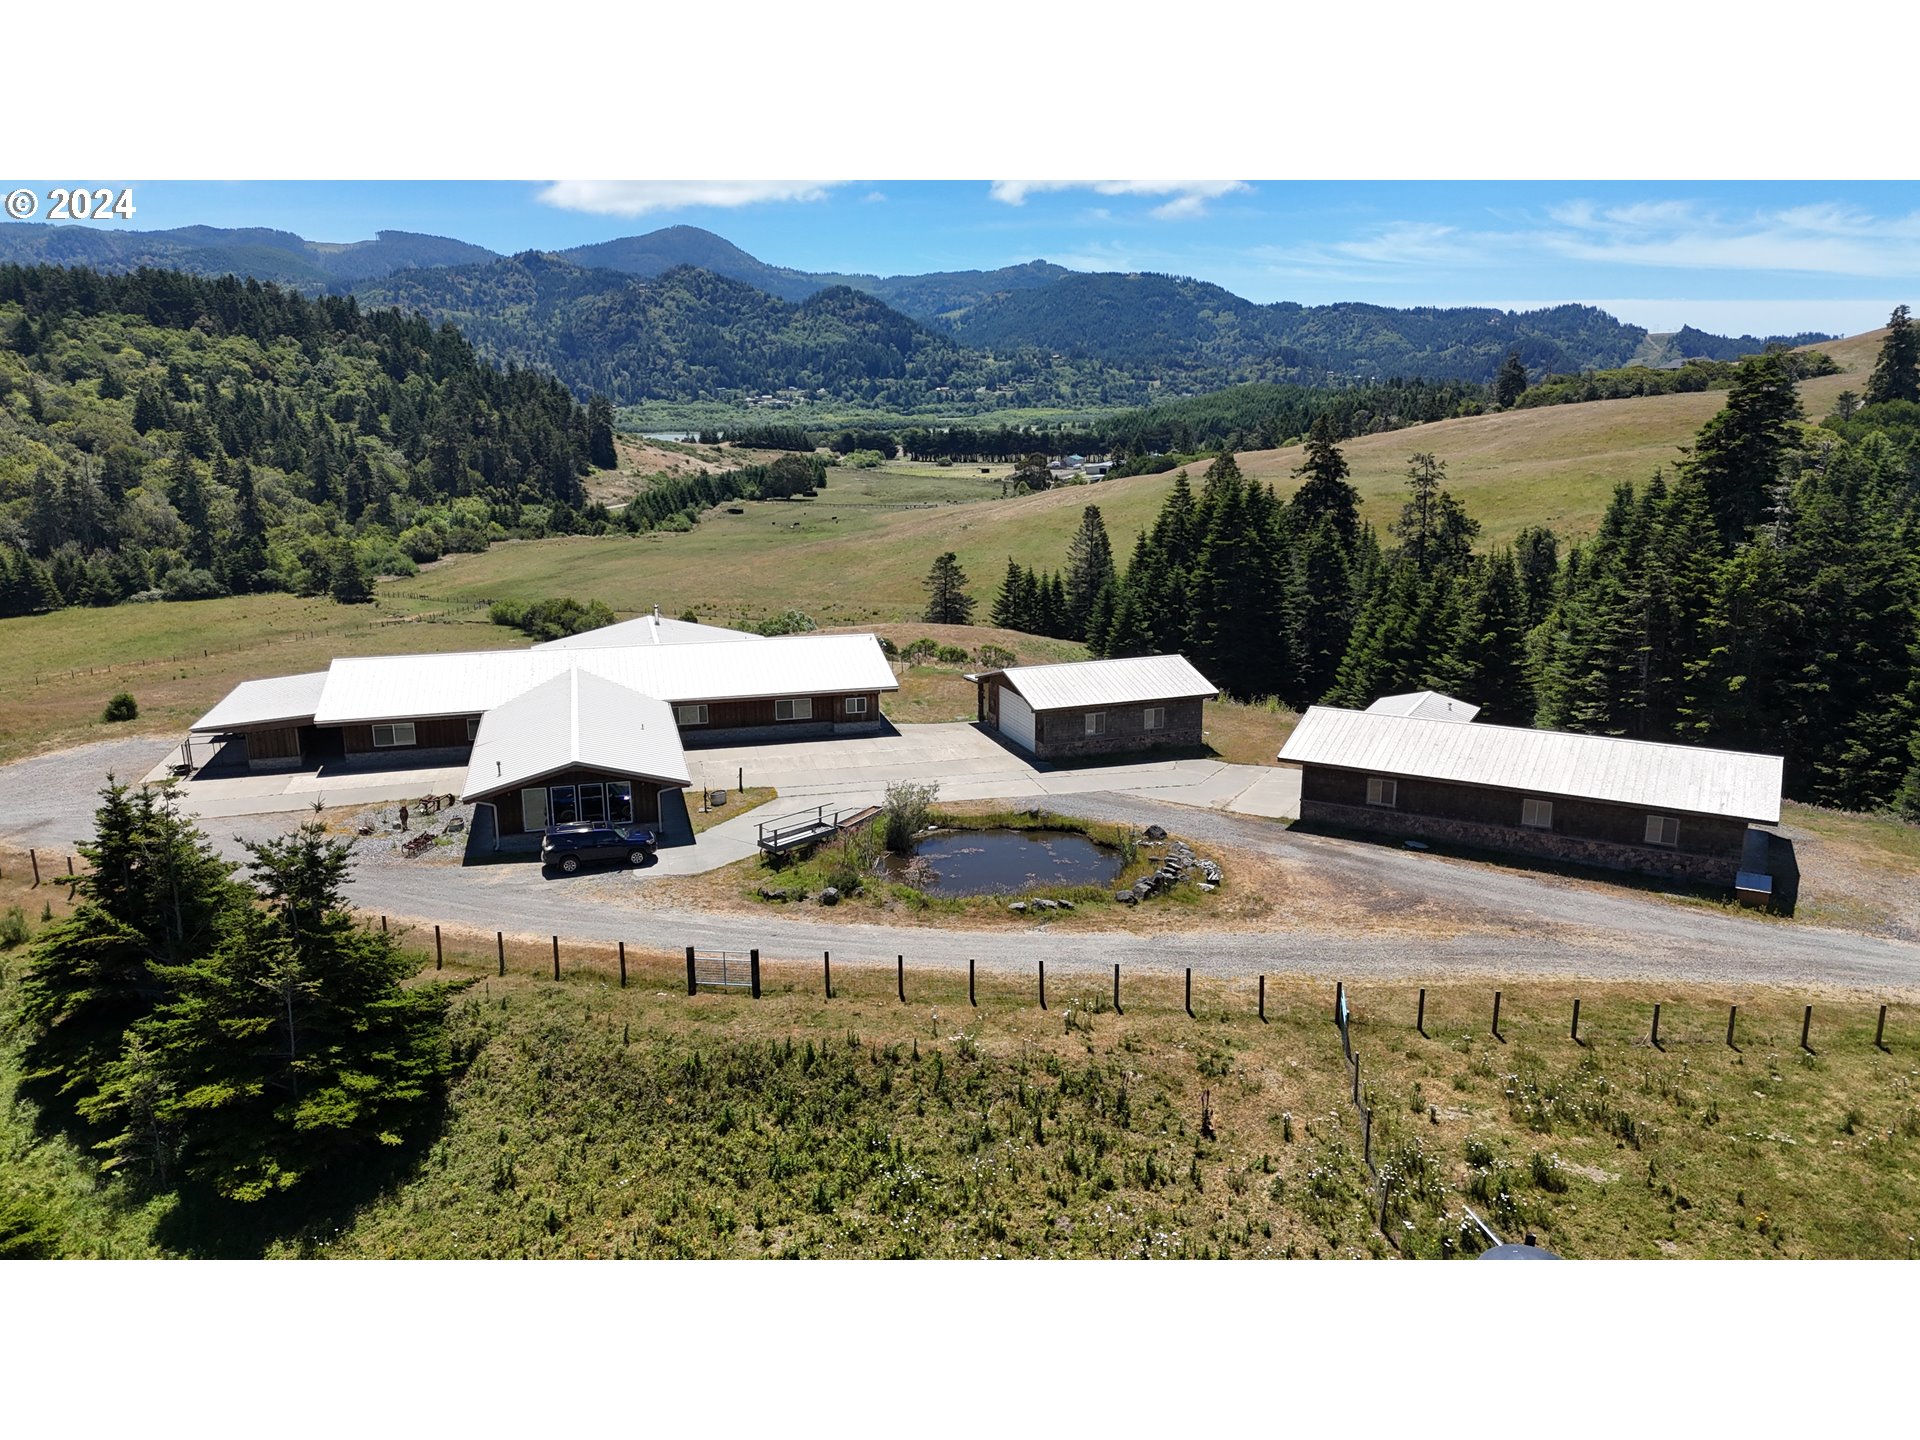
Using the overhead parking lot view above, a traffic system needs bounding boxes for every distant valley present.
[0,220,1830,411]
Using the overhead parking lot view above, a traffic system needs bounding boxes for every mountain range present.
[0,221,1831,409]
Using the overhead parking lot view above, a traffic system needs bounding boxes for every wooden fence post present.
[551,935,560,981]
[1726,1004,1738,1050]
[1416,987,1426,1038]
[66,854,74,877]
[1114,963,1122,1016]
[1184,968,1193,1019]
[435,924,442,971]
[1492,990,1503,1043]
[968,956,976,1008]
[28,849,38,887]
[897,954,905,1003]
[1801,1004,1814,1054]
[1650,1002,1662,1051]
[1875,1004,1889,1053]
[380,915,387,933]
[618,941,626,989]
[1362,1104,1373,1169]
[496,931,504,977]
[1038,960,1047,1011]
[823,950,832,1000]
[1351,1050,1362,1106]
[1257,974,1265,1024]
[749,948,761,1000]
[1571,997,1582,1046]
[685,945,696,996]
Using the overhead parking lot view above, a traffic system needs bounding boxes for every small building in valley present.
[1277,704,1783,888]
[964,654,1218,760]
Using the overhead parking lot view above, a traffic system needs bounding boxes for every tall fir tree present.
[1287,414,1361,550]
[923,551,975,625]
[1062,505,1116,641]
[1683,349,1804,547]
[1439,551,1536,723]
[1864,304,1920,406]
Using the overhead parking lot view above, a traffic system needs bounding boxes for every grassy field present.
[5,908,1914,1258]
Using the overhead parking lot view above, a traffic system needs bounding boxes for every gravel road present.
[11,738,1920,994]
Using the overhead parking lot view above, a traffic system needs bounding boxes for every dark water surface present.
[883,828,1124,895]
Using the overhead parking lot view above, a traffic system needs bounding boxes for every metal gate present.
[690,949,754,991]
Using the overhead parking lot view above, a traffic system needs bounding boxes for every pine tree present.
[167,448,216,572]
[586,395,619,468]
[1684,350,1804,547]
[1440,552,1536,723]
[1288,414,1361,549]
[923,551,975,625]
[1292,516,1356,704]
[1392,453,1479,575]
[989,557,1026,631]
[1062,505,1116,641]
[85,821,452,1200]
[1864,304,1920,406]
[1512,526,1561,630]
[15,780,241,1112]
[1493,351,1529,408]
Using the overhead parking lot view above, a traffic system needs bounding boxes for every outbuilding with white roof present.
[963,654,1218,760]
[1277,703,1784,888]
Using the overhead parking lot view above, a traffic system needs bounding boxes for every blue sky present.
[13,179,1919,336]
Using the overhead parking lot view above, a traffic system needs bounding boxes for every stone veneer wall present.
[1033,698,1206,760]
[1299,799,1745,886]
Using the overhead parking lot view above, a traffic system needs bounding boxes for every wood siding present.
[670,692,880,731]
[340,714,479,755]
[1298,762,1751,883]
[243,725,304,762]
[486,767,673,834]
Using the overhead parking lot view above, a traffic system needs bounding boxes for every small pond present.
[882,828,1125,896]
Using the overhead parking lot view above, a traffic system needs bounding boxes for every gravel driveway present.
[12,738,1920,995]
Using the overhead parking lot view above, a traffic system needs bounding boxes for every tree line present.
[0,264,612,616]
[965,320,1920,813]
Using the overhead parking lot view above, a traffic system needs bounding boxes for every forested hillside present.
[988,322,1920,813]
[0,225,496,291]
[354,255,1149,409]
[0,264,610,616]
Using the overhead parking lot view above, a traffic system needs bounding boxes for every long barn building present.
[189,616,897,836]
[1278,698,1783,891]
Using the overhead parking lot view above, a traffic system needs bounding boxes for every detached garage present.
[965,654,1219,761]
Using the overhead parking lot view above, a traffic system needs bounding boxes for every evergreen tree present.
[989,557,1026,631]
[922,551,975,625]
[1493,351,1529,408]
[1682,538,1799,759]
[15,780,241,1111]
[1062,505,1116,641]
[586,395,619,468]
[1512,526,1561,630]
[1440,552,1536,723]
[1287,414,1361,549]
[1683,350,1804,547]
[1392,453,1479,575]
[85,821,452,1200]
[1864,304,1920,406]
[1292,516,1356,704]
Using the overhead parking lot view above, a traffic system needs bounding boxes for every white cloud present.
[535,180,841,216]
[989,180,1249,218]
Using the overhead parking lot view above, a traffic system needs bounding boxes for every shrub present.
[748,609,818,637]
[934,644,970,664]
[162,567,225,601]
[102,692,138,723]
[820,822,881,895]
[0,904,29,948]
[881,780,939,854]
[489,596,615,641]
[900,638,938,665]
[974,644,1015,669]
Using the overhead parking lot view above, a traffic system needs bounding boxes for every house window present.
[579,782,607,825]
[674,703,709,726]
[1144,706,1167,732]
[844,696,868,716]
[1645,815,1680,848]
[549,785,578,826]
[1366,777,1397,808]
[466,716,480,742]
[372,722,416,748]
[1084,712,1106,736]
[520,787,548,833]
[775,697,813,721]
[1522,798,1554,830]
[607,781,634,826]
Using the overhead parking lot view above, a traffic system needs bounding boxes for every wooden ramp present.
[757,803,880,856]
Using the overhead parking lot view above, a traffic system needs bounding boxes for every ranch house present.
[188,614,897,843]
[965,654,1218,761]
[1277,697,1783,894]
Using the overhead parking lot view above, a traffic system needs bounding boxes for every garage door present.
[998,689,1036,752]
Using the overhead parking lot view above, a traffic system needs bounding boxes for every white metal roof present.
[1365,690,1480,724]
[461,670,690,801]
[314,632,897,725]
[532,612,758,650]
[189,671,329,732]
[963,654,1218,713]
[1277,706,1782,824]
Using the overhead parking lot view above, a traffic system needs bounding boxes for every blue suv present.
[541,822,658,874]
